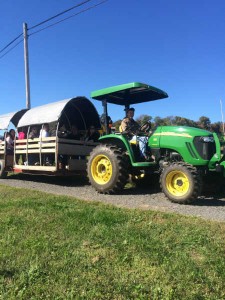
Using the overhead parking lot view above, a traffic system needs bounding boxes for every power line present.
[29,0,93,30]
[0,39,23,60]
[0,0,108,60]
[29,0,108,37]
[0,0,94,57]
[0,33,23,54]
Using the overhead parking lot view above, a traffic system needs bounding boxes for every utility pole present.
[23,22,31,109]
[220,99,225,135]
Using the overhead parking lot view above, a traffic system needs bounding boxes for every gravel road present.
[0,174,225,222]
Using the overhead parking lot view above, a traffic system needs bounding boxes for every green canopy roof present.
[91,82,168,105]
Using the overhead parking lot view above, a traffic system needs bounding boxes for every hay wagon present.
[0,96,100,178]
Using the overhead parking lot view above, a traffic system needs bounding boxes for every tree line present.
[112,114,225,140]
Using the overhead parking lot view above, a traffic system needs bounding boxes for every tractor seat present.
[119,125,138,145]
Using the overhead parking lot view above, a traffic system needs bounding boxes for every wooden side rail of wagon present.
[14,137,57,171]
[0,141,6,156]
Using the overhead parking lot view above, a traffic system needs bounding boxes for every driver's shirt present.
[121,117,140,134]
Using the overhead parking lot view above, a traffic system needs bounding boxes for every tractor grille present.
[185,142,198,159]
[193,136,216,160]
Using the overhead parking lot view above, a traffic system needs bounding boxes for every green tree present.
[135,114,152,126]
[211,122,222,134]
[112,114,221,133]
[153,116,167,127]
[198,116,211,130]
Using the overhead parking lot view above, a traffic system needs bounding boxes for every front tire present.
[160,162,202,204]
[87,144,129,194]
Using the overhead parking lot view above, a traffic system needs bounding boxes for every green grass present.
[0,185,224,300]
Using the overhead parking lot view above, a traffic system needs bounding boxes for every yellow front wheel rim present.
[166,170,190,196]
[91,154,113,185]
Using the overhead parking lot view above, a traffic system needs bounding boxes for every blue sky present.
[0,0,225,124]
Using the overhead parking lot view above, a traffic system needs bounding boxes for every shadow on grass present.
[0,269,15,278]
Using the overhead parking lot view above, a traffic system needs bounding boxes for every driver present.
[120,107,150,161]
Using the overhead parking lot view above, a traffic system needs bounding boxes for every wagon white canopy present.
[0,109,27,130]
[0,96,101,177]
[17,96,101,129]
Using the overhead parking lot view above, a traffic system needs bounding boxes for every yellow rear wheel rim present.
[166,170,189,196]
[91,154,112,185]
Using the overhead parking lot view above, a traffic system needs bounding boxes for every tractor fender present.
[99,134,136,163]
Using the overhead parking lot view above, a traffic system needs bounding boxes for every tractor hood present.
[91,82,168,105]
[154,126,213,138]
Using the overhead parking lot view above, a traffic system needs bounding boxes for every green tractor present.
[87,82,225,204]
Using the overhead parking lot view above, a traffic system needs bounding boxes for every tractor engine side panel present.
[149,126,216,166]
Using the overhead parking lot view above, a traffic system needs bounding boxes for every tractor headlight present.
[200,136,214,143]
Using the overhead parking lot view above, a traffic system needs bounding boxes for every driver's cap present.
[126,107,135,112]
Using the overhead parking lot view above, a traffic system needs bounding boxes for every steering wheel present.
[140,122,151,133]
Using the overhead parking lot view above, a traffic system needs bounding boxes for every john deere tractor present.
[87,82,225,204]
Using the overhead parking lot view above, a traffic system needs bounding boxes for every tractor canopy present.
[91,82,168,105]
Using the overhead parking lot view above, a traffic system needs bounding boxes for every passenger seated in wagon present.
[39,123,50,138]
[6,129,16,155]
[27,126,39,165]
[39,123,54,166]
[85,125,100,142]
[66,125,82,140]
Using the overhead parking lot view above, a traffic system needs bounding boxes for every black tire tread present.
[87,144,129,194]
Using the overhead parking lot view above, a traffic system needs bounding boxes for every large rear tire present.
[87,144,129,194]
[160,162,202,204]
[0,160,7,179]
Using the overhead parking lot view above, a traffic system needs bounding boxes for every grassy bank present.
[0,185,224,299]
